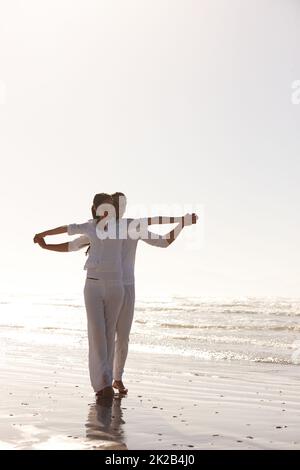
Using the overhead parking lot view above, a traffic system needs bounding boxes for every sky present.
[0,0,299,298]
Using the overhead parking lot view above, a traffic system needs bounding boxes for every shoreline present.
[1,346,300,450]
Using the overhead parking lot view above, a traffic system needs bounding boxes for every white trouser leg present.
[113,284,135,381]
[84,278,124,393]
[104,282,125,375]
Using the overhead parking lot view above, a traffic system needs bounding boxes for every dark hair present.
[85,193,113,256]
[92,193,113,219]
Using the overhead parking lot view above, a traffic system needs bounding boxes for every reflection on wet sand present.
[85,395,127,449]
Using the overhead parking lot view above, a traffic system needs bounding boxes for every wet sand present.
[0,345,300,450]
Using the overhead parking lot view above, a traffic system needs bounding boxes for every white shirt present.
[68,218,169,284]
[67,219,123,280]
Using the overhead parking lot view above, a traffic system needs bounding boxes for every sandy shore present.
[0,344,300,450]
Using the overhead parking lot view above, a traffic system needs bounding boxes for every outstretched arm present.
[34,237,69,252]
[142,214,198,247]
[139,213,197,226]
[34,235,89,253]
[34,226,68,239]
[33,226,68,251]
[34,221,90,247]
[166,213,198,243]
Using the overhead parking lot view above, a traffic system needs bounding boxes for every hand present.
[183,213,198,226]
[34,234,46,248]
[192,213,198,224]
[33,234,42,243]
[37,237,47,248]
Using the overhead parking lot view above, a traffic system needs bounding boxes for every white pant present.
[83,277,124,393]
[113,284,135,381]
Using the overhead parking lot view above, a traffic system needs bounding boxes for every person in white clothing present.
[115,193,198,393]
[34,193,124,398]
[34,192,198,398]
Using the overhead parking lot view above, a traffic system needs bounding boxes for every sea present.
[1,294,299,366]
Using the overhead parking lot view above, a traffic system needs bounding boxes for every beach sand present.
[0,343,300,450]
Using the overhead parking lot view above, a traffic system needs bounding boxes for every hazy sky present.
[0,0,299,298]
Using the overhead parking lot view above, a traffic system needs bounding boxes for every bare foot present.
[95,386,114,398]
[112,380,128,394]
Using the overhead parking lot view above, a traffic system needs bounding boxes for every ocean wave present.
[34,303,83,309]
[164,333,292,348]
[0,324,24,329]
[158,322,300,332]
[129,343,300,365]
[136,306,300,317]
[160,323,199,329]
[41,326,84,332]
